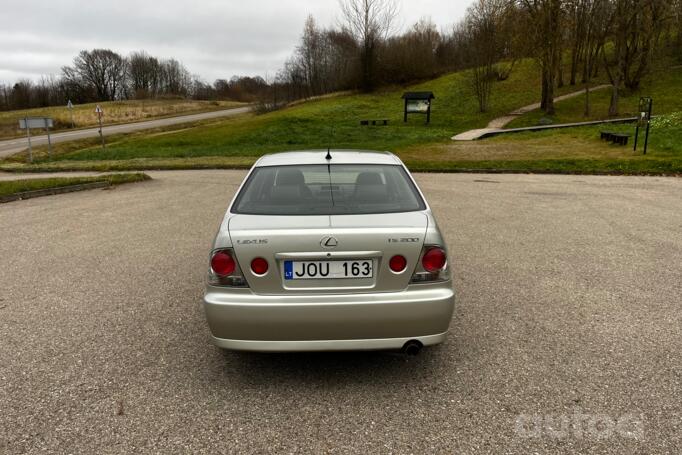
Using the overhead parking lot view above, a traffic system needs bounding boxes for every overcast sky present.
[0,0,473,84]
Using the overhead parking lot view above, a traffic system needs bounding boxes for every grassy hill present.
[2,58,681,175]
[13,59,594,162]
[506,62,682,128]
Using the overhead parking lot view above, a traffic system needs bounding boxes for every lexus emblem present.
[321,236,338,249]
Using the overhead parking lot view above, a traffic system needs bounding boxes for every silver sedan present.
[203,150,455,353]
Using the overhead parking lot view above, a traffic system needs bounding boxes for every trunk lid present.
[229,212,428,295]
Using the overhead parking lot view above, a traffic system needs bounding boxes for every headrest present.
[355,172,383,186]
[276,169,305,186]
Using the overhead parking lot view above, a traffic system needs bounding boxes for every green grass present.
[19,59,601,163]
[497,112,682,155]
[507,61,682,128]
[391,108,682,175]
[0,157,256,173]
[0,173,151,197]
[403,158,681,174]
[3,58,680,176]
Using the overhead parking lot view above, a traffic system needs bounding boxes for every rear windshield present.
[231,164,426,215]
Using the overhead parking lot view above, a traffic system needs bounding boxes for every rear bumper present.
[203,282,455,352]
[211,332,448,352]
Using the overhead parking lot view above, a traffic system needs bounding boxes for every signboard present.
[637,97,652,126]
[406,99,430,114]
[19,117,53,129]
[402,92,435,123]
[95,105,103,116]
[18,117,54,162]
[67,100,73,109]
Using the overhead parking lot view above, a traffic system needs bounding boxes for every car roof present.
[254,150,402,167]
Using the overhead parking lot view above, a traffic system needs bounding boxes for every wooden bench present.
[611,133,631,146]
[600,131,631,146]
[600,131,616,141]
[360,119,389,126]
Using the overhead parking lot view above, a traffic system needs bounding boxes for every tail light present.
[208,248,248,287]
[389,255,407,272]
[211,251,235,276]
[250,257,269,275]
[422,247,447,272]
[410,246,449,283]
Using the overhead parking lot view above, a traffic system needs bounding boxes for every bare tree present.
[567,0,587,86]
[466,0,506,112]
[381,18,441,84]
[159,59,192,96]
[11,80,33,108]
[324,29,362,89]
[297,16,326,97]
[677,0,682,53]
[62,49,127,101]
[519,0,563,115]
[602,0,668,116]
[128,51,161,99]
[0,84,10,110]
[339,0,399,91]
[576,0,610,116]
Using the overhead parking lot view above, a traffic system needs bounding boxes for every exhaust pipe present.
[401,340,423,356]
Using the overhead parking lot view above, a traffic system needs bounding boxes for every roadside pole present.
[25,117,33,163]
[96,105,105,149]
[45,117,53,159]
[67,100,74,128]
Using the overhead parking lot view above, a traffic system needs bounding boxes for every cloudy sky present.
[0,0,473,84]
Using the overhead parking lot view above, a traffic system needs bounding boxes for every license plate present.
[284,260,373,280]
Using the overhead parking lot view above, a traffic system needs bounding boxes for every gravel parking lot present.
[1,170,680,454]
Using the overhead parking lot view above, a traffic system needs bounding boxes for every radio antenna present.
[326,126,334,206]
[326,126,334,160]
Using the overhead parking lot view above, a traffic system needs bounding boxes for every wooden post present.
[98,114,105,149]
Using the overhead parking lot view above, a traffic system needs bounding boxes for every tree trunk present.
[545,73,556,115]
[543,60,556,115]
[608,81,619,117]
[541,67,549,111]
[570,45,579,86]
[592,45,602,78]
[584,81,590,117]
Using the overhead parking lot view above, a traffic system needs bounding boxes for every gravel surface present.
[0,170,680,454]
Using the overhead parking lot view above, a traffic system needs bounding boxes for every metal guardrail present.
[477,117,639,140]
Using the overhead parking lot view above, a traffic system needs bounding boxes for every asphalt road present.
[1,171,680,454]
[0,106,251,158]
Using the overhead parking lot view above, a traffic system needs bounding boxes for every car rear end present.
[203,151,455,352]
